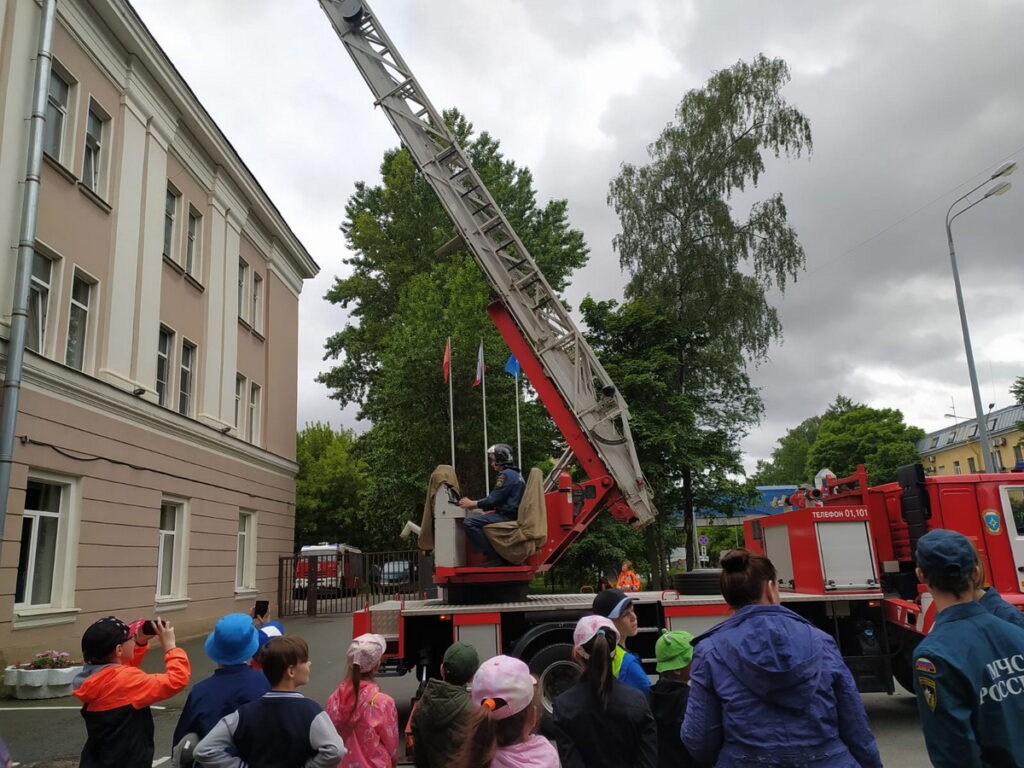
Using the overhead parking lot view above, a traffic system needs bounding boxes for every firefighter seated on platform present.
[458,444,525,567]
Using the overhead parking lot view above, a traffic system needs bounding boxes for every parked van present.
[294,543,361,598]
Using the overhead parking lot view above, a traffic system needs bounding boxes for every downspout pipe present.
[0,0,58,559]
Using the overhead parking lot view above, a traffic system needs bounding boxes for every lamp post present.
[944,161,1015,472]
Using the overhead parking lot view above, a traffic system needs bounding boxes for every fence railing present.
[278,549,427,617]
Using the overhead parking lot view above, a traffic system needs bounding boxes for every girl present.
[551,615,657,768]
[454,654,558,768]
[326,633,398,768]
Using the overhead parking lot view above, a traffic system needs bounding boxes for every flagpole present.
[481,339,490,494]
[514,370,522,467]
[447,337,455,471]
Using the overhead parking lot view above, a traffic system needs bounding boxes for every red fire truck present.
[318,0,1024,705]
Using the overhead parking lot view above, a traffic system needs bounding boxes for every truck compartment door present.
[817,521,878,590]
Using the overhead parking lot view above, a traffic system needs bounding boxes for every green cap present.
[442,642,480,685]
[655,629,694,672]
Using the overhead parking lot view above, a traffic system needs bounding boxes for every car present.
[371,559,414,591]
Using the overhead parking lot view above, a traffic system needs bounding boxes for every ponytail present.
[581,630,614,710]
[349,662,362,713]
[453,698,537,768]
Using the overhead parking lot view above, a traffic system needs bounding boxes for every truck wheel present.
[892,634,921,694]
[527,643,578,713]
[672,569,722,595]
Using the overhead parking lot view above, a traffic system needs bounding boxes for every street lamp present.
[944,161,1016,472]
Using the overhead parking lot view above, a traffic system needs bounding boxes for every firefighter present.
[458,444,525,567]
[912,528,1024,767]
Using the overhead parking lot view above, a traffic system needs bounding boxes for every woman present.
[326,633,399,768]
[681,549,882,768]
[552,615,656,768]
[616,561,641,592]
[453,655,558,768]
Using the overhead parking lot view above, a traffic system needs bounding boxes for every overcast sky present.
[132,0,1024,473]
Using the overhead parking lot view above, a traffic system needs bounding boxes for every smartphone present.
[141,619,157,636]
[254,600,270,620]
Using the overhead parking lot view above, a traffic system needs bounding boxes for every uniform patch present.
[915,657,937,674]
[495,474,505,488]
[982,509,1002,535]
[919,676,938,712]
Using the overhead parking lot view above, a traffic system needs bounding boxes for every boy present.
[73,616,191,768]
[411,641,480,767]
[195,635,345,768]
[649,630,697,768]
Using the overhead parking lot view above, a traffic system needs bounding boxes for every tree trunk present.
[644,524,665,590]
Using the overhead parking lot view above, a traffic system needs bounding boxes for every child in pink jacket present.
[326,633,398,768]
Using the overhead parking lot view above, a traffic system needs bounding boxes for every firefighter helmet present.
[487,443,514,466]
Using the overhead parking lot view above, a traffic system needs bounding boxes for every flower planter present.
[4,664,82,699]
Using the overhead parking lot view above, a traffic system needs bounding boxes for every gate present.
[278,549,427,617]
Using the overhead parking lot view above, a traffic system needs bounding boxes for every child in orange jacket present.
[73,616,190,768]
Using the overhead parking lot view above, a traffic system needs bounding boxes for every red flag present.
[473,341,486,386]
[442,338,451,382]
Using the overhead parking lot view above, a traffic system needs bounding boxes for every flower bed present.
[4,650,83,699]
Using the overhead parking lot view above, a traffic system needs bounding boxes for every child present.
[73,616,191,768]
[195,635,345,768]
[326,633,399,768]
[454,654,559,768]
[411,641,480,767]
[649,629,697,768]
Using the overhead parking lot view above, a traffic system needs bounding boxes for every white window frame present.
[238,259,249,321]
[952,460,961,475]
[247,382,261,444]
[236,510,258,592]
[968,456,977,473]
[235,374,246,430]
[163,185,180,260]
[44,64,74,164]
[14,471,81,626]
[178,339,196,417]
[82,100,110,196]
[64,269,95,371]
[186,207,202,278]
[156,326,175,408]
[251,272,263,333]
[156,498,189,602]
[28,251,55,356]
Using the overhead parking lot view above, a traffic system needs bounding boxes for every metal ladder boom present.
[318,0,656,526]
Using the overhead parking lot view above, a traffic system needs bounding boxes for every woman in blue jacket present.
[681,549,882,768]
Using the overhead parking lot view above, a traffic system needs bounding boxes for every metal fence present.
[278,549,426,616]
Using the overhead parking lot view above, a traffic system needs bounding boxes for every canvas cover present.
[483,467,546,564]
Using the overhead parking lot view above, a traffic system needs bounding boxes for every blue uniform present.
[980,586,1024,630]
[913,601,1024,768]
[464,467,525,560]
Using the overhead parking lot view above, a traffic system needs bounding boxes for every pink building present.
[0,0,317,665]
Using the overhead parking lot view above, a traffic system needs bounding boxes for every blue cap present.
[916,529,975,579]
[205,613,260,665]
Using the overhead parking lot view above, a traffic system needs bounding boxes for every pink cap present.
[127,618,148,639]
[573,615,619,655]
[470,655,536,720]
[347,633,387,670]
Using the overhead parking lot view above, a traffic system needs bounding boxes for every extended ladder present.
[318,0,656,526]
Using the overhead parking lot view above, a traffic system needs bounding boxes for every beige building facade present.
[0,0,317,666]
[916,404,1024,477]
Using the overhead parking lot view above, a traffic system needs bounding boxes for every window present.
[251,273,263,333]
[238,260,249,320]
[938,465,945,474]
[247,383,261,443]
[929,436,939,449]
[968,456,977,473]
[236,510,256,590]
[944,431,956,445]
[82,105,106,193]
[953,460,962,475]
[968,424,979,439]
[993,450,1006,472]
[186,208,201,277]
[1005,488,1024,537]
[1014,444,1023,464]
[64,273,92,370]
[44,70,69,161]
[178,340,196,416]
[15,480,63,606]
[163,187,179,259]
[156,327,174,407]
[235,374,246,429]
[27,253,53,353]
[156,501,187,599]
[989,418,998,432]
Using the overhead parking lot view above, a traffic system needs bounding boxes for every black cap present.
[82,616,130,663]
[592,588,635,620]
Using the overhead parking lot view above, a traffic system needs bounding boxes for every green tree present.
[319,110,588,549]
[607,54,811,569]
[753,395,857,485]
[295,423,368,547]
[805,403,924,484]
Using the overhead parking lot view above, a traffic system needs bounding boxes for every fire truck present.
[316,0,1024,705]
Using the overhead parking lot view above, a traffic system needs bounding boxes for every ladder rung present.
[517,274,541,290]
[506,257,529,272]
[450,167,470,180]
[373,77,413,107]
[481,218,503,234]
[435,145,458,164]
[460,184,479,198]
[471,201,492,216]
[495,239,515,252]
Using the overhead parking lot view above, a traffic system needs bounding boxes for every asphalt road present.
[2,613,928,766]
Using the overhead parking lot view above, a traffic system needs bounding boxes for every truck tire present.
[672,569,722,595]
[527,643,578,713]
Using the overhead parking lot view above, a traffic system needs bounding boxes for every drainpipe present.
[0,0,58,559]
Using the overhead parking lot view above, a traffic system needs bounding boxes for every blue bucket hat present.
[205,613,260,665]
[916,529,975,580]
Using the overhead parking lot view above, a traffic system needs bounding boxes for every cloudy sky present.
[132,0,1024,472]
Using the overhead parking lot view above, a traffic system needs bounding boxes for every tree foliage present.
[318,110,588,549]
[752,395,856,485]
[606,55,811,568]
[295,423,368,548]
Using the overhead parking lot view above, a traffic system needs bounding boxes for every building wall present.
[918,405,1024,476]
[0,0,317,667]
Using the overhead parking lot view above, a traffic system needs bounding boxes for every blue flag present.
[504,354,520,377]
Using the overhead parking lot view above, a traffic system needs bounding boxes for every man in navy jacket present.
[458,443,524,566]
